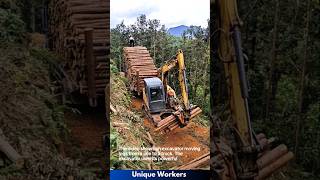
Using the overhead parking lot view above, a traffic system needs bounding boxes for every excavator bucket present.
[154,107,202,133]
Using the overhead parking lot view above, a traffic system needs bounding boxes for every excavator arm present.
[217,0,253,148]
[215,1,258,178]
[159,49,191,124]
[211,0,294,179]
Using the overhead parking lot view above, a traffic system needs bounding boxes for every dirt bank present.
[131,97,210,168]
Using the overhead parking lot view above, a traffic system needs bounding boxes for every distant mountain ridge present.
[167,25,189,37]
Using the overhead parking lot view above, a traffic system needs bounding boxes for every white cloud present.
[111,0,209,28]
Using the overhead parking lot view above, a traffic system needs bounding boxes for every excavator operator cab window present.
[144,77,166,113]
[150,87,163,101]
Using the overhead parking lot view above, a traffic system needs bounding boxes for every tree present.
[111,14,211,115]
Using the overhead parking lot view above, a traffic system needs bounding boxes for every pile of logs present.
[123,46,158,95]
[155,107,202,132]
[256,133,294,179]
[48,0,109,106]
[211,133,293,179]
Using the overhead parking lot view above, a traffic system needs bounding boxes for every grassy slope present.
[0,45,94,178]
[110,72,151,169]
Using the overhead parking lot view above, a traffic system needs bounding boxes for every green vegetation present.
[111,15,211,117]
[0,8,25,43]
[211,0,320,179]
[110,15,211,170]
[110,71,150,169]
[110,71,209,170]
[0,1,96,179]
[0,44,83,179]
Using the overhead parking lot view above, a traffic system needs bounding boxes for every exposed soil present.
[64,108,107,179]
[65,110,106,151]
[131,97,143,110]
[131,97,210,168]
[158,122,209,166]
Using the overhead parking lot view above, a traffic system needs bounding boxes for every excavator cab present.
[143,78,166,113]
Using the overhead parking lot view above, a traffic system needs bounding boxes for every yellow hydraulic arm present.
[214,0,259,178]
[217,0,254,148]
[159,50,191,123]
[211,1,294,179]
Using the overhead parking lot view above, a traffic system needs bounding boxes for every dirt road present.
[65,110,106,150]
[64,108,107,178]
[131,97,210,168]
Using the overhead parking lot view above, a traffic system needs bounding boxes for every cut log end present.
[0,135,24,169]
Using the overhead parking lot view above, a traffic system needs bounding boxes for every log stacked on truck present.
[123,46,158,94]
[48,0,109,106]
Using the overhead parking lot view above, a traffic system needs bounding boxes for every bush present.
[0,8,25,43]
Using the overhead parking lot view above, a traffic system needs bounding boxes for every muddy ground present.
[64,108,107,179]
[131,97,210,169]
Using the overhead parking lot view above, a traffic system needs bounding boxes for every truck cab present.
[143,78,166,113]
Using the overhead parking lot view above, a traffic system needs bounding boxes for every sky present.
[111,0,209,29]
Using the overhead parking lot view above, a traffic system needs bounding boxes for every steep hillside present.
[0,45,91,179]
[110,71,210,170]
[110,71,149,169]
[0,3,103,179]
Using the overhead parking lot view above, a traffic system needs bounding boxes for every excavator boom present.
[217,0,253,147]
[211,0,294,179]
[176,50,191,114]
[159,50,192,124]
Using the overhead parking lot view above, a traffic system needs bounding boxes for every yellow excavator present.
[142,50,202,132]
[210,0,294,179]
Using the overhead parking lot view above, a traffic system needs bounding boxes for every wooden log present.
[110,104,117,114]
[155,107,202,132]
[0,135,24,168]
[85,29,97,107]
[169,123,179,131]
[257,144,288,170]
[49,0,109,100]
[157,115,176,128]
[70,8,109,15]
[176,153,210,170]
[112,122,129,127]
[256,133,266,141]
[257,152,294,180]
[146,132,155,145]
